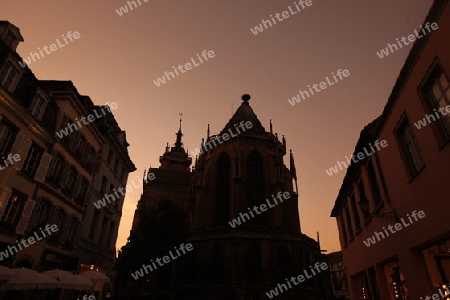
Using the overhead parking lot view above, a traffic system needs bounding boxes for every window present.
[367,160,382,206]
[395,117,425,179]
[99,217,108,244]
[0,60,20,92]
[69,132,81,152]
[77,178,88,205]
[89,210,100,240]
[1,190,27,227]
[100,176,107,194]
[22,142,43,177]
[0,118,17,157]
[58,116,71,145]
[65,167,77,193]
[350,193,361,232]
[106,222,115,248]
[339,214,348,247]
[358,180,370,221]
[64,217,78,245]
[247,150,265,225]
[422,66,450,143]
[76,136,87,157]
[51,209,65,240]
[85,146,94,170]
[33,200,52,228]
[28,93,46,120]
[216,153,231,226]
[47,155,63,183]
[344,206,354,241]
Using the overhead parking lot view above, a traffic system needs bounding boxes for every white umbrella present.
[0,266,14,280]
[0,273,58,290]
[10,268,39,277]
[58,274,93,290]
[80,270,110,283]
[42,269,73,280]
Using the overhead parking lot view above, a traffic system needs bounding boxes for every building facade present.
[76,105,136,296]
[327,251,349,300]
[131,96,332,300]
[330,0,450,299]
[0,20,135,284]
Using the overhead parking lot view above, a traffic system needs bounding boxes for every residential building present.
[76,106,135,297]
[330,0,450,298]
[0,21,135,294]
[327,251,349,300]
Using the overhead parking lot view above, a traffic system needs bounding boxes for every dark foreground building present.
[125,96,332,300]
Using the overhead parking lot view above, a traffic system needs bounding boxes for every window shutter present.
[27,197,41,231]
[48,206,58,224]
[16,138,32,171]
[0,186,12,217]
[10,134,31,171]
[60,163,70,189]
[15,199,35,235]
[73,174,81,198]
[34,153,52,182]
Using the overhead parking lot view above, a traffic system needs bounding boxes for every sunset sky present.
[2,0,434,254]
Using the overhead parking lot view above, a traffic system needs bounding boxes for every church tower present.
[172,95,328,299]
[131,116,192,231]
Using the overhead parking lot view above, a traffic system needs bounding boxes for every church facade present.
[131,95,331,300]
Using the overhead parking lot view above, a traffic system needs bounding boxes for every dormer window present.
[0,60,21,93]
[29,92,47,120]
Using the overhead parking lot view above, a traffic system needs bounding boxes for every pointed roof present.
[219,94,267,136]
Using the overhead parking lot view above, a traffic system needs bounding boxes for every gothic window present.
[247,243,262,285]
[277,245,290,282]
[246,150,265,225]
[215,152,231,226]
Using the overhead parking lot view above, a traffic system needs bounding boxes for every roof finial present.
[207,124,210,139]
[175,113,184,150]
[241,94,251,103]
[270,119,273,134]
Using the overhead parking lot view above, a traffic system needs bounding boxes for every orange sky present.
[2,0,434,254]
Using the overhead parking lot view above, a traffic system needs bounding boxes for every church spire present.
[175,113,183,150]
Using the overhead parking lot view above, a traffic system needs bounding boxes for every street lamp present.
[358,196,398,222]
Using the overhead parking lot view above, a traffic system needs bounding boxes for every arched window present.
[247,150,265,225]
[247,243,262,285]
[215,153,231,226]
[277,246,290,282]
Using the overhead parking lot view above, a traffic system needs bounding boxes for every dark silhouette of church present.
[130,95,331,300]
